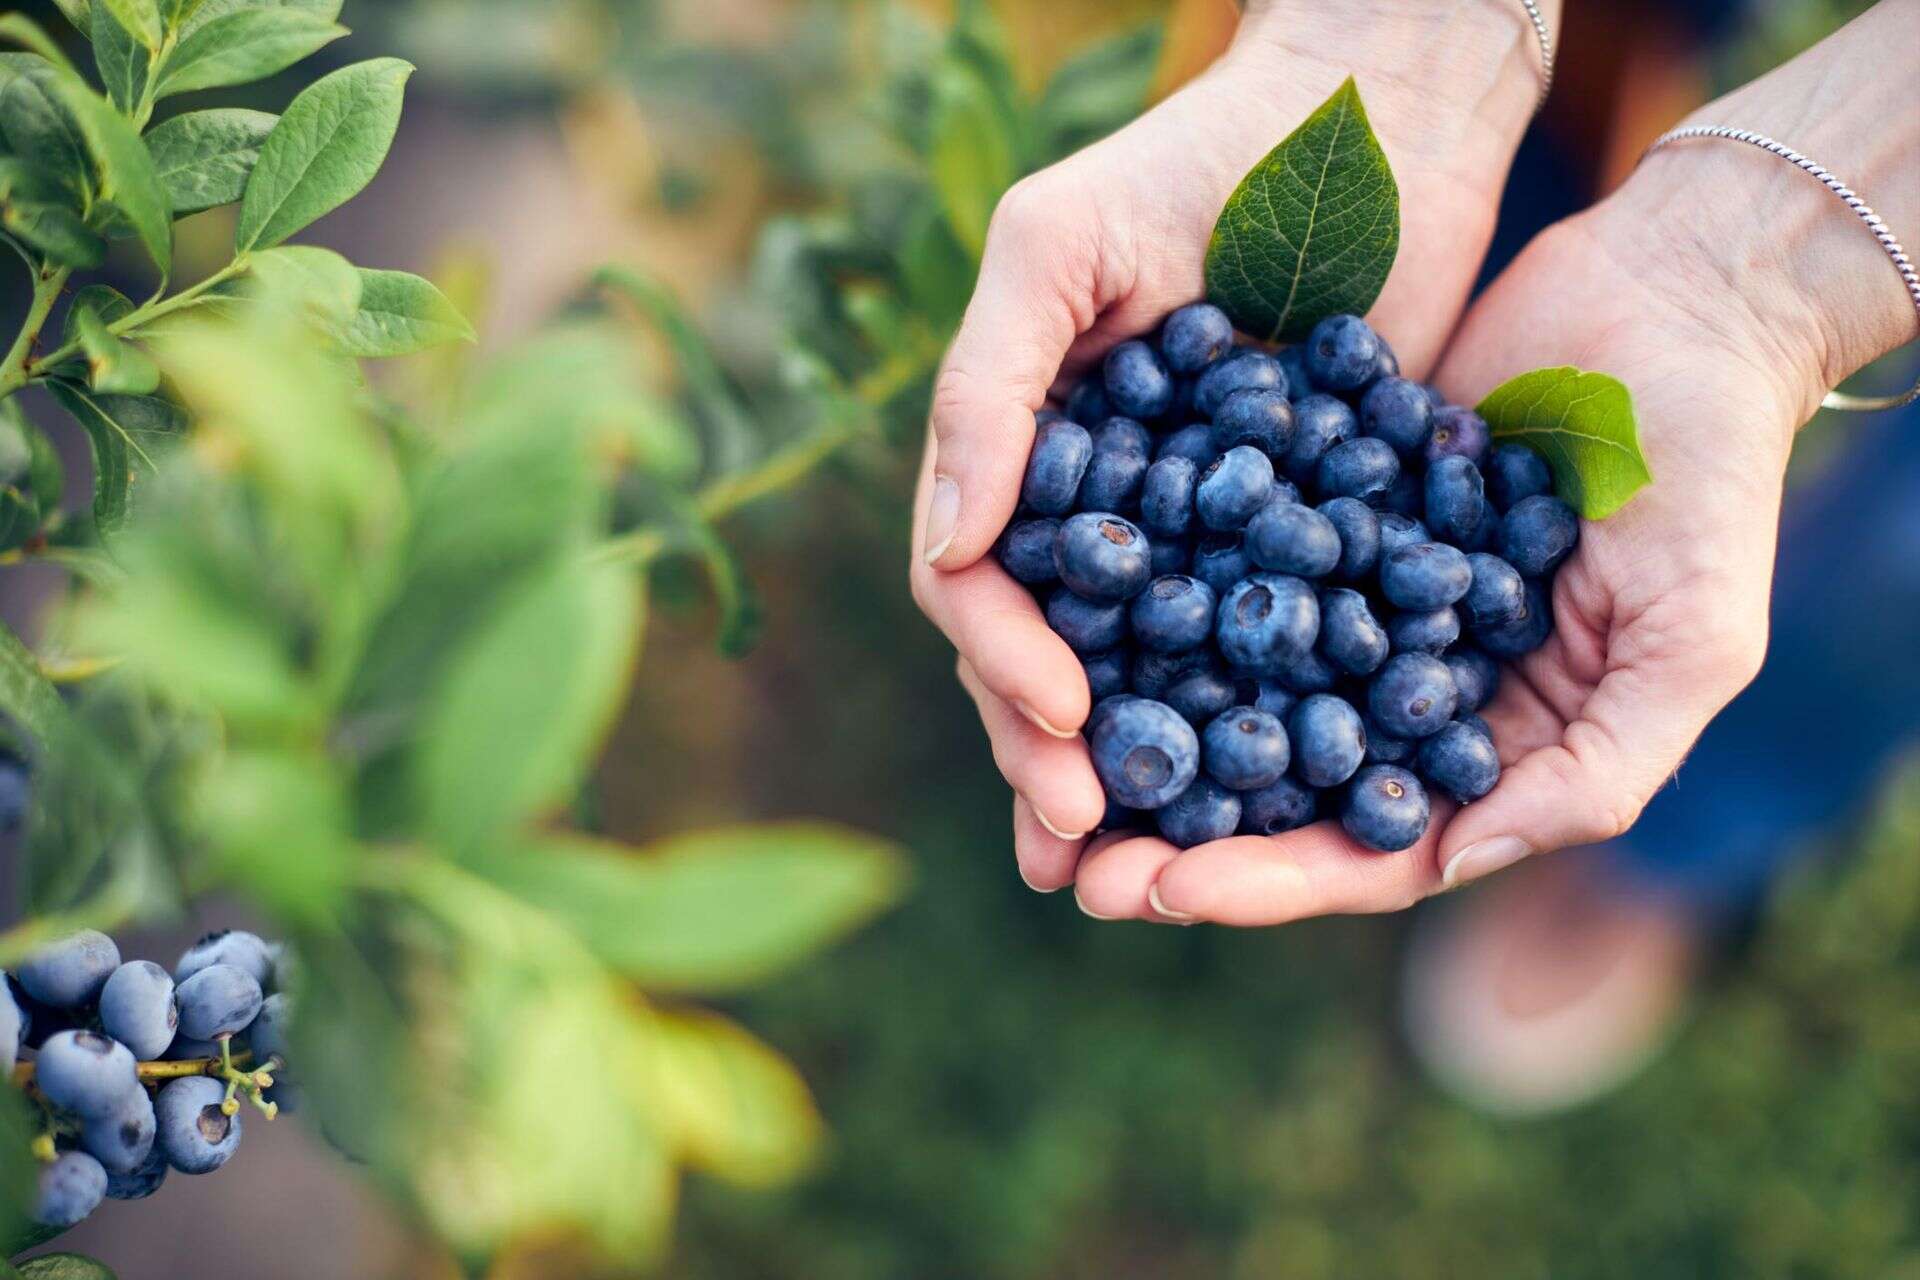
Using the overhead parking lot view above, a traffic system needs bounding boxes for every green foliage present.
[1478,366,1654,519]
[142,107,277,215]
[8,1254,119,1279]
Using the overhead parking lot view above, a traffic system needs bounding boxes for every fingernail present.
[1033,807,1089,842]
[1147,884,1195,924]
[1074,890,1118,921]
[1442,836,1533,887]
[1016,700,1078,739]
[922,474,960,564]
[1016,863,1060,894]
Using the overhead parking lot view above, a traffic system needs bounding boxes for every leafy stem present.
[0,266,72,401]
[10,1048,258,1090]
[26,257,251,380]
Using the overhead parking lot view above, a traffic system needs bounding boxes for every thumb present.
[921,179,1100,570]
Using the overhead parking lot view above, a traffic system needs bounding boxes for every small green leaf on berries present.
[1478,366,1653,520]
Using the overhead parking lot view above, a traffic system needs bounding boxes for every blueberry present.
[99,960,178,1061]
[1089,698,1201,810]
[1265,477,1303,508]
[1148,536,1191,577]
[33,1150,106,1227]
[1318,588,1389,676]
[1457,712,1493,740]
[81,1085,157,1174]
[1094,416,1153,457]
[165,1035,224,1062]
[175,963,264,1042]
[1195,445,1275,531]
[247,991,292,1067]
[1104,339,1175,419]
[1305,314,1381,391]
[1251,679,1298,721]
[1486,442,1553,510]
[1368,653,1459,739]
[105,1143,168,1200]
[1155,778,1243,848]
[1055,513,1152,601]
[1078,436,1149,512]
[1194,349,1287,418]
[1420,383,1447,409]
[1276,648,1341,695]
[18,930,120,1008]
[1165,667,1239,727]
[1239,776,1317,835]
[175,928,274,988]
[1444,648,1501,713]
[998,517,1061,585]
[1246,500,1341,578]
[1067,375,1110,427]
[1418,720,1502,803]
[1360,377,1434,456]
[1211,388,1295,458]
[1190,535,1249,595]
[1457,501,1501,552]
[0,970,23,1064]
[1130,575,1215,653]
[1288,694,1367,787]
[1380,542,1473,611]
[1424,406,1490,467]
[1035,408,1064,428]
[1463,552,1527,626]
[1342,766,1430,852]
[155,1075,242,1174]
[1375,512,1430,559]
[1318,497,1380,580]
[1155,423,1216,467]
[1139,455,1198,538]
[1501,494,1579,577]
[1131,649,1213,701]
[1474,580,1554,658]
[1046,588,1128,654]
[37,1030,140,1119]
[1021,419,1094,515]
[1379,467,1425,518]
[264,942,297,996]
[1386,607,1461,656]
[1316,437,1399,504]
[1084,650,1130,701]
[1215,573,1319,675]
[1274,345,1313,398]
[1425,455,1487,544]
[1370,338,1401,382]
[1202,707,1290,790]
[1363,718,1415,765]
[1098,798,1144,833]
[1159,302,1234,374]
[1281,393,1356,482]
[0,752,27,832]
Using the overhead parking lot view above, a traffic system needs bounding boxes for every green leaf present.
[0,199,104,268]
[74,308,161,395]
[49,1,93,34]
[1204,77,1400,343]
[325,267,475,357]
[0,58,90,196]
[235,57,412,252]
[476,824,907,994]
[98,0,162,49]
[91,3,148,112]
[0,621,68,746]
[593,266,753,475]
[656,505,762,658]
[926,59,1016,261]
[417,558,641,850]
[48,77,172,273]
[245,243,362,325]
[179,0,340,39]
[155,8,345,98]
[0,486,43,553]
[17,1254,120,1280]
[144,107,276,215]
[1034,22,1161,160]
[651,1009,823,1186]
[46,382,183,528]
[1477,366,1654,520]
[0,16,81,79]
[63,283,137,343]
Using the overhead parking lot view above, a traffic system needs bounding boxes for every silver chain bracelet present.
[1641,126,1920,414]
[1517,0,1554,111]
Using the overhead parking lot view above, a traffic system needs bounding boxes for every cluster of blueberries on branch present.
[997,306,1578,852]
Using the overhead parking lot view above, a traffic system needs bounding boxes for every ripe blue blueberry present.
[1104,340,1175,419]
[1444,647,1501,713]
[1486,442,1553,510]
[1318,497,1380,580]
[1189,534,1248,595]
[1239,775,1317,835]
[1386,607,1461,656]
[1274,345,1313,399]
[1215,573,1319,675]
[1035,408,1064,427]
[37,1030,140,1118]
[1457,501,1501,552]
[99,960,178,1061]
[1202,707,1290,790]
[1055,513,1152,601]
[1424,406,1491,467]
[155,1075,242,1174]
[1083,650,1130,701]
[81,1086,157,1175]
[1342,766,1430,852]
[175,929,273,989]
[1379,467,1425,518]
[1318,588,1389,676]
[1067,376,1110,426]
[1368,653,1459,739]
[0,752,27,832]
[1159,302,1235,374]
[1046,588,1128,655]
[1277,648,1341,695]
[1457,712,1493,740]
[247,992,292,1068]
[1474,580,1554,658]
[1251,679,1298,721]
[1155,422,1216,467]
[1500,494,1580,577]
[105,1142,168,1201]
[18,930,120,1008]
[175,963,264,1042]
[1380,542,1472,611]
[1282,393,1356,483]
[1265,477,1303,509]
[1316,437,1399,504]
[1463,552,1527,626]
[1371,337,1400,380]
[998,517,1062,585]
[1418,720,1502,803]
[1195,445,1275,531]
[1288,694,1367,788]
[33,1151,106,1227]
[1138,455,1198,538]
[1149,536,1191,577]
[1089,698,1201,810]
[1425,455,1486,544]
[1362,717,1415,765]
[1131,649,1213,701]
[1359,376,1433,456]
[1305,314,1381,391]
[1420,383,1447,409]
[1130,575,1215,653]
[1194,349,1286,417]
[1165,667,1239,727]
[1094,416,1152,457]
[1246,500,1342,578]
[1078,434,1148,512]
[1376,512,1430,559]
[1021,419,1093,515]
[1211,388,1295,457]
[1156,778,1243,848]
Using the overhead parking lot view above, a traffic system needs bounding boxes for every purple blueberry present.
[1501,494,1580,577]
[1158,302,1234,374]
[1368,653,1459,740]
[1305,314,1381,391]
[1215,573,1319,675]
[1089,698,1200,810]
[1104,339,1174,419]
[1211,388,1295,458]
[1239,776,1317,835]
[1424,406,1490,466]
[1246,500,1341,578]
[1288,694,1367,788]
[1380,542,1472,611]
[1155,778,1243,848]
[1021,418,1093,515]
[1418,720,1502,803]
[1055,513,1152,601]
[1360,376,1433,456]
[1282,393,1356,483]
[1316,437,1399,504]
[1342,765,1430,852]
[1195,445,1275,531]
[1202,706,1290,790]
[1046,588,1128,655]
[1130,575,1215,653]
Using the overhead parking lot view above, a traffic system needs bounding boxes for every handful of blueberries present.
[997,305,1577,853]
[3,928,295,1231]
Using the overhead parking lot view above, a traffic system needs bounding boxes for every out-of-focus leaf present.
[143,108,277,215]
[0,199,104,268]
[180,0,342,39]
[91,3,148,112]
[897,198,974,329]
[0,399,34,488]
[926,59,1015,261]
[651,1008,823,1186]
[62,283,136,344]
[48,1,93,34]
[49,76,172,273]
[646,500,761,657]
[0,623,68,746]
[324,267,475,357]
[74,308,161,396]
[1035,22,1161,159]
[17,1254,120,1278]
[475,824,906,994]
[594,267,752,475]
[45,382,181,528]
[0,16,80,79]
[156,8,345,98]
[246,243,363,326]
[0,487,42,553]
[0,1086,50,1256]
[194,748,351,926]
[0,57,89,196]
[98,0,162,50]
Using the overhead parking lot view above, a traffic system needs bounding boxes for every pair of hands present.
[910,0,1905,925]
